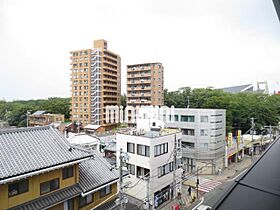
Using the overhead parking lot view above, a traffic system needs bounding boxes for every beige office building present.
[70,40,121,130]
[127,63,164,107]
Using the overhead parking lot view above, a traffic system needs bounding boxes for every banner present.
[228,132,233,147]
[237,130,242,145]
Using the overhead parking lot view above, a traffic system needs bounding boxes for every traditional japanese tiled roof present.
[0,126,92,181]
[79,153,120,193]
[7,184,81,210]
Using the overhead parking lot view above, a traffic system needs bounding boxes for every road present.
[201,180,233,207]
[200,167,248,207]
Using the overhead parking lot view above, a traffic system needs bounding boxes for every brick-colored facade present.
[70,40,121,128]
[127,63,164,107]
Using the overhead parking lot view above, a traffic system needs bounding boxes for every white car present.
[196,204,212,210]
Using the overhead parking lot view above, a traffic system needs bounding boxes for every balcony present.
[127,73,151,78]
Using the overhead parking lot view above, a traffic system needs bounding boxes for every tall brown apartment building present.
[70,40,121,130]
[127,63,164,107]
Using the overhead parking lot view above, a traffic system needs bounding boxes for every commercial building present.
[127,63,164,107]
[0,126,121,210]
[29,110,65,127]
[163,108,226,174]
[116,115,182,209]
[70,39,121,130]
[218,81,269,94]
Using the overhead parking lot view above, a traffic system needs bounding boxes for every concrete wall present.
[165,108,226,174]
[116,131,182,200]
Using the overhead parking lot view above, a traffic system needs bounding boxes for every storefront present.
[154,185,173,209]
[225,142,245,168]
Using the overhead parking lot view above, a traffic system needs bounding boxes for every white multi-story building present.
[116,117,182,209]
[164,108,226,174]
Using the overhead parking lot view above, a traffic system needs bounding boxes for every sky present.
[0,0,280,101]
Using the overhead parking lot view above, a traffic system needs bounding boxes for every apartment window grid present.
[136,166,150,178]
[137,144,150,157]
[181,115,195,122]
[200,115,209,123]
[154,143,168,157]
[127,142,135,154]
[200,129,208,136]
[182,129,195,136]
[158,162,174,178]
[126,163,135,175]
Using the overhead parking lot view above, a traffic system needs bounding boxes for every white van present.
[196,204,212,210]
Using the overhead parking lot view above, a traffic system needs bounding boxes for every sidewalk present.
[203,154,260,182]
[160,154,260,210]
[160,187,200,210]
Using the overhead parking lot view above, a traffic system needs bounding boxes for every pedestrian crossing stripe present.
[188,177,222,193]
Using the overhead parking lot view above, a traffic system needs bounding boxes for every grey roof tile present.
[0,126,92,180]
[79,153,120,193]
[8,184,81,210]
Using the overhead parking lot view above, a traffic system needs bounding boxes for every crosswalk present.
[188,176,222,193]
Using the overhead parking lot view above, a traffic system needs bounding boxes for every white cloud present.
[0,0,279,100]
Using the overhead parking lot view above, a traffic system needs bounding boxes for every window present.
[201,143,209,150]
[137,144,150,157]
[100,185,112,198]
[200,129,208,136]
[62,166,74,179]
[200,116,208,123]
[182,129,195,136]
[181,142,195,148]
[181,115,195,122]
[8,179,29,197]
[158,162,174,178]
[126,163,135,175]
[40,178,59,195]
[154,143,168,157]
[127,142,135,153]
[136,166,150,178]
[64,199,74,210]
[79,194,93,207]
[174,115,179,122]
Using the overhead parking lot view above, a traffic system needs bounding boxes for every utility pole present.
[269,125,272,144]
[145,176,151,210]
[119,148,124,210]
[173,134,177,200]
[251,118,255,161]
[196,167,199,200]
[187,96,190,109]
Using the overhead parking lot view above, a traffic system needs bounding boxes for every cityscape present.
[1,1,280,210]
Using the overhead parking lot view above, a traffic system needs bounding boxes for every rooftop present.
[118,128,180,138]
[218,84,253,93]
[127,62,162,68]
[79,153,120,193]
[0,126,91,183]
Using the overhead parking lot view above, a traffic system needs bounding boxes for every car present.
[196,204,212,210]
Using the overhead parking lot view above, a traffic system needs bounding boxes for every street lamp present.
[26,110,32,127]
